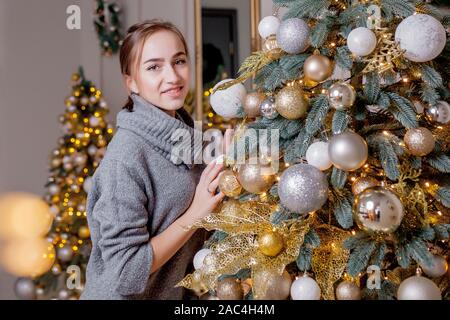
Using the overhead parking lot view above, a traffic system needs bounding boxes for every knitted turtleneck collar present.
[116,93,203,169]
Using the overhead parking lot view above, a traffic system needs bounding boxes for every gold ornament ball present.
[304,54,333,82]
[253,270,292,300]
[218,170,242,197]
[352,176,380,195]
[238,162,276,194]
[72,73,80,82]
[335,281,361,300]
[404,127,435,156]
[244,92,265,118]
[78,226,90,239]
[258,230,284,257]
[275,86,309,120]
[263,35,279,52]
[216,278,243,300]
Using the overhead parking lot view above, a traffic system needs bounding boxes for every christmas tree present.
[14,68,114,300]
[178,0,450,300]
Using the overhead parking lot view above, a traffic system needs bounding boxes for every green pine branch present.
[305,95,330,135]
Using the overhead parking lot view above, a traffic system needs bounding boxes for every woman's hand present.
[185,159,225,223]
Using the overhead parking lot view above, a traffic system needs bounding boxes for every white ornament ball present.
[290,275,321,300]
[397,274,441,300]
[258,16,280,39]
[328,132,368,171]
[420,255,448,278]
[306,141,332,171]
[48,183,60,195]
[347,27,377,57]
[193,248,212,270]
[83,177,93,193]
[89,116,101,127]
[395,14,446,62]
[210,79,247,118]
[88,145,98,156]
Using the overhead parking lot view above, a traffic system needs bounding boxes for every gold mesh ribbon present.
[311,225,350,300]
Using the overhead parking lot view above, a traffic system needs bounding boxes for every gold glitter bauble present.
[218,170,242,197]
[237,162,276,194]
[263,35,279,52]
[275,86,309,120]
[304,54,333,82]
[351,176,380,195]
[257,230,284,257]
[253,270,292,300]
[216,278,243,300]
[335,281,361,300]
[244,92,265,118]
[78,226,90,239]
[404,127,435,156]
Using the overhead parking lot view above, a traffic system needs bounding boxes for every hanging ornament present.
[335,281,361,300]
[89,116,101,127]
[276,18,310,54]
[193,248,212,270]
[253,270,292,300]
[78,225,90,239]
[290,275,321,300]
[244,92,265,118]
[278,164,329,214]
[420,254,448,278]
[397,271,441,300]
[80,96,89,105]
[328,82,356,110]
[404,127,435,157]
[258,15,280,39]
[14,278,37,300]
[257,229,284,257]
[426,101,450,124]
[275,85,308,120]
[218,170,242,197]
[306,141,332,171]
[351,176,380,195]
[328,132,368,171]
[347,27,377,57]
[57,245,74,262]
[216,278,243,300]
[237,162,276,194]
[303,52,333,82]
[48,183,60,196]
[58,289,71,300]
[263,35,280,55]
[51,263,62,275]
[395,14,446,63]
[210,79,247,118]
[259,96,278,119]
[353,186,404,234]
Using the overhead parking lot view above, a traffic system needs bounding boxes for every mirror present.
[193,0,261,129]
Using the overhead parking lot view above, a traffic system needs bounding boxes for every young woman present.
[80,20,230,300]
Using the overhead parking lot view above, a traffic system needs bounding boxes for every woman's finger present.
[208,174,221,193]
[207,162,223,182]
[213,191,226,203]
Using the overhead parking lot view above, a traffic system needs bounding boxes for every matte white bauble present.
[395,14,446,62]
[210,79,247,119]
[258,16,280,39]
[347,27,377,57]
[193,248,212,270]
[306,141,332,171]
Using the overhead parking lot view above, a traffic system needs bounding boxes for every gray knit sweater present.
[80,93,207,300]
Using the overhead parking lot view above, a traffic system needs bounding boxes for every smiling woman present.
[80,20,232,300]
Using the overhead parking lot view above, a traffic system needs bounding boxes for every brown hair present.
[119,19,189,111]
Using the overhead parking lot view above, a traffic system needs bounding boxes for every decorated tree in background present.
[14,68,114,300]
[94,0,124,56]
[178,0,450,300]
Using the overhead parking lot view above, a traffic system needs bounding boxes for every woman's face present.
[126,30,190,115]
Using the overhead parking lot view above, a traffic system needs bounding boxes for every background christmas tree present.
[14,67,114,300]
[179,0,450,300]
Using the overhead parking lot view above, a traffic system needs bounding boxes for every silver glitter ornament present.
[57,246,74,262]
[353,186,404,234]
[276,18,310,54]
[397,272,441,300]
[328,132,368,171]
[14,278,37,300]
[260,96,278,119]
[335,281,361,300]
[278,163,329,214]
